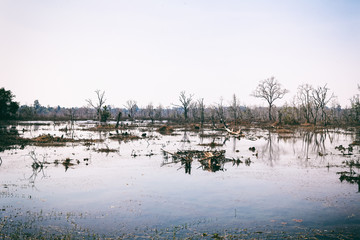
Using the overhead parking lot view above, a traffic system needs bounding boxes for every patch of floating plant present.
[83,123,146,132]
[30,134,104,147]
[28,150,89,172]
[336,159,360,191]
[109,132,141,141]
[157,125,175,135]
[16,122,51,126]
[31,134,73,146]
[94,147,118,153]
[198,142,223,148]
[335,144,354,156]
[84,124,118,131]
[55,157,79,167]
[130,149,155,157]
[337,169,360,189]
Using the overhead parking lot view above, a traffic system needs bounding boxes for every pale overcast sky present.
[1,0,359,108]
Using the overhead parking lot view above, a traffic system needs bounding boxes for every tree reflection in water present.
[258,128,339,165]
[299,130,330,161]
[161,150,231,174]
[259,130,280,166]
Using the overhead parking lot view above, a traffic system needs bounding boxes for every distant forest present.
[1,78,360,126]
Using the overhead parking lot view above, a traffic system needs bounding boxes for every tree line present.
[1,77,359,126]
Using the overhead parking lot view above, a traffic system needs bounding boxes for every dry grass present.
[157,125,174,134]
[109,132,141,141]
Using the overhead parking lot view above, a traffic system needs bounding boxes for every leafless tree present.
[215,97,228,128]
[124,100,137,120]
[190,102,198,121]
[177,91,193,121]
[146,103,155,123]
[86,90,106,122]
[312,84,335,125]
[155,104,163,120]
[197,98,205,128]
[297,84,314,123]
[229,94,241,126]
[252,77,289,121]
[350,85,360,124]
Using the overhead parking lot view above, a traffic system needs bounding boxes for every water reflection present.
[259,131,280,166]
[185,160,191,174]
[161,150,233,173]
[258,129,338,165]
[28,164,47,187]
[27,151,48,186]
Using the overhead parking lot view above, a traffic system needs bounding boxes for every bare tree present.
[155,104,163,120]
[190,102,198,121]
[177,91,193,121]
[252,77,289,121]
[229,94,241,126]
[215,97,228,128]
[197,98,205,128]
[297,84,314,123]
[312,84,335,125]
[350,85,360,124]
[146,103,155,123]
[86,90,106,122]
[124,100,137,120]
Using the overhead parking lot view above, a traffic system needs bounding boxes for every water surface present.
[1,121,359,238]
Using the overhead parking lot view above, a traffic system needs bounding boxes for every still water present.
[1,121,359,238]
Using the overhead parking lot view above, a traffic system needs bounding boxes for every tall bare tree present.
[350,85,360,124]
[146,103,155,123]
[177,91,193,121]
[229,94,241,126]
[86,90,106,122]
[155,104,163,120]
[124,100,137,120]
[190,102,198,121]
[297,84,314,123]
[312,84,335,125]
[197,98,205,128]
[215,97,228,128]
[252,77,289,121]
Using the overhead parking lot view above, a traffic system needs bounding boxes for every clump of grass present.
[53,158,81,171]
[198,142,223,148]
[109,132,140,141]
[85,124,116,131]
[31,134,72,146]
[95,148,118,153]
[157,125,174,135]
[275,128,293,134]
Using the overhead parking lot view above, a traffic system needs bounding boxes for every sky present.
[1,0,359,109]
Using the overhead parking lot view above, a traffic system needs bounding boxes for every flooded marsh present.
[1,121,360,239]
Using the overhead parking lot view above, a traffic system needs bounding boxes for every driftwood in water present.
[224,127,243,136]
